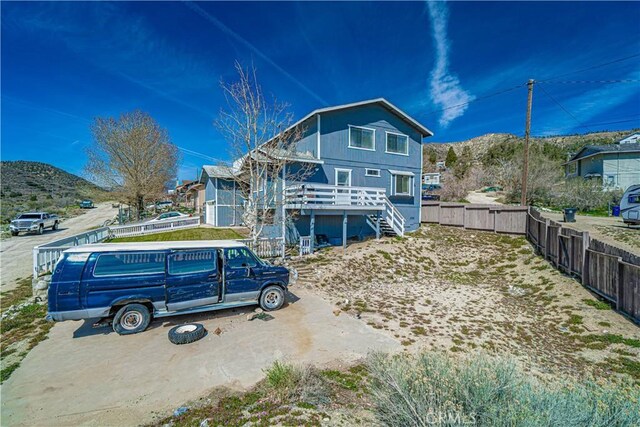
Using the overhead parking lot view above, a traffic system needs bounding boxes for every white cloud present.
[427,1,475,127]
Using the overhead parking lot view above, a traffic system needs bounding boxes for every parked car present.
[148,211,189,222]
[80,200,94,209]
[9,212,59,236]
[46,241,290,335]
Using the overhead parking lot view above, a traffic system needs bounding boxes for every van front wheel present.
[113,304,151,335]
[259,285,285,311]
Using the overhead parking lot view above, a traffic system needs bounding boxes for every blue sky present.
[2,1,639,180]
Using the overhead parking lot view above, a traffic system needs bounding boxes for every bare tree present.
[215,62,312,241]
[86,110,179,218]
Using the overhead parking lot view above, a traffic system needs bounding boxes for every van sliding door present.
[166,250,220,311]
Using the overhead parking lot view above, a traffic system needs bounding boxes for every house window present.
[349,126,375,151]
[386,132,408,155]
[606,175,616,186]
[390,172,414,196]
[365,168,381,177]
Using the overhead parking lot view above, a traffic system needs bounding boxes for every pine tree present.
[445,147,458,168]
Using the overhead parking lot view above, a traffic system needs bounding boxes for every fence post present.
[581,231,590,286]
[544,219,550,260]
[616,259,624,311]
[32,247,39,278]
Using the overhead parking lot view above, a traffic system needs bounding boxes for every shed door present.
[205,201,216,225]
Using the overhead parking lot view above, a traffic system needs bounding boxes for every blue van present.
[47,240,290,335]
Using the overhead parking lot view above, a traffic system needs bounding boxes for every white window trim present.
[390,172,414,196]
[335,168,352,186]
[365,168,381,177]
[385,131,409,156]
[348,125,376,151]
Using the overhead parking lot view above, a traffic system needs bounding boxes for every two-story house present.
[200,98,433,251]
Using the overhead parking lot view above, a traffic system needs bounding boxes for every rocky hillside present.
[0,161,109,223]
[423,129,638,169]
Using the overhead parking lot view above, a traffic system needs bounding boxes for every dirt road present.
[0,203,118,291]
[538,211,639,256]
[466,190,503,204]
[0,288,399,426]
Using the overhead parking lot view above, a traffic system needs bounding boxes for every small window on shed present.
[94,252,165,276]
[168,250,216,275]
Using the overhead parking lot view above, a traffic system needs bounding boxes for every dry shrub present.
[367,352,640,427]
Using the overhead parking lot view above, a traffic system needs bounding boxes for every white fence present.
[109,216,201,238]
[239,237,284,259]
[32,227,111,277]
[299,236,312,256]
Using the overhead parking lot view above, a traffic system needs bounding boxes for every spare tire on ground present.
[168,323,206,345]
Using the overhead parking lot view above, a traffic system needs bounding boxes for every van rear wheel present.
[113,304,151,335]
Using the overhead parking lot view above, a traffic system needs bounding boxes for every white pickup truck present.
[9,212,60,236]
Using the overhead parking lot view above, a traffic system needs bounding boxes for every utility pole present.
[521,79,534,206]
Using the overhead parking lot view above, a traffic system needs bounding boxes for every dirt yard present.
[290,224,640,382]
[0,288,398,426]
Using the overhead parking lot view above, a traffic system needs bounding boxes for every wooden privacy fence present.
[527,208,640,323]
[421,202,528,234]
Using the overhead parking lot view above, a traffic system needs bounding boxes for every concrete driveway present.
[1,288,400,426]
[0,203,118,291]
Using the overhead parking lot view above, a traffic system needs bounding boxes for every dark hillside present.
[0,161,110,223]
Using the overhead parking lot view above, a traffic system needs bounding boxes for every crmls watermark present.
[424,410,476,425]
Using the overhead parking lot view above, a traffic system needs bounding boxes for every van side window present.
[94,252,165,276]
[168,250,217,275]
[225,248,258,269]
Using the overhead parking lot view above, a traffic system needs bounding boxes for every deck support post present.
[342,211,348,251]
[310,210,315,254]
[376,211,381,239]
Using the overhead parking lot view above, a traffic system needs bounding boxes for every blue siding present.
[294,117,318,157]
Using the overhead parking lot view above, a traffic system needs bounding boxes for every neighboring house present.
[185,183,205,213]
[564,142,640,191]
[247,98,433,248]
[199,165,244,226]
[619,133,640,145]
[423,172,441,186]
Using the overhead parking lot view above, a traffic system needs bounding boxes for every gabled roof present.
[278,98,434,140]
[200,165,238,180]
[566,143,640,163]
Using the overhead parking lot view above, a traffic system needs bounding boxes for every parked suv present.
[10,212,59,236]
[47,241,290,335]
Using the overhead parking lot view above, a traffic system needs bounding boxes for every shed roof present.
[201,165,238,180]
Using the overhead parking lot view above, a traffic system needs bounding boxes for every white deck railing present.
[109,216,201,238]
[285,184,387,209]
[285,184,406,237]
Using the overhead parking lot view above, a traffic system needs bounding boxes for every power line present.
[427,83,525,114]
[540,79,640,84]
[538,53,640,82]
[537,83,591,131]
